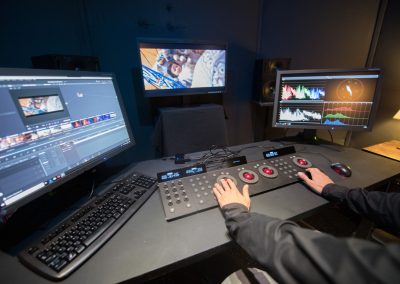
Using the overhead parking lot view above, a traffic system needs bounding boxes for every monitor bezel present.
[0,68,135,214]
[136,38,228,98]
[272,68,383,131]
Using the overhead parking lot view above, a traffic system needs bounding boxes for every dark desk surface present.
[2,141,400,284]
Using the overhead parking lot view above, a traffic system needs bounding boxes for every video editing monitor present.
[0,68,134,217]
[272,68,382,131]
[138,39,227,97]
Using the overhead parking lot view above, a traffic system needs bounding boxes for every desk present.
[363,140,400,162]
[1,141,400,284]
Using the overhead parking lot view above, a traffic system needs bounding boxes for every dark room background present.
[0,0,399,166]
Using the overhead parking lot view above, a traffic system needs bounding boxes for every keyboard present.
[18,172,157,280]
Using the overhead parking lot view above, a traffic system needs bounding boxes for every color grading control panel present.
[157,146,312,221]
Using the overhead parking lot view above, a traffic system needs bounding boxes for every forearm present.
[222,204,400,284]
[322,184,400,231]
[223,204,328,283]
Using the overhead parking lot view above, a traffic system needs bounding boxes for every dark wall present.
[0,0,90,66]
[260,0,379,69]
[81,0,260,160]
[257,0,380,143]
[0,0,397,166]
[0,0,261,165]
[352,0,400,147]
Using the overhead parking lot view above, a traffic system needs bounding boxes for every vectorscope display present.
[272,68,382,131]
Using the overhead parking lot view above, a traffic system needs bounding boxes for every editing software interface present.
[274,70,381,129]
[0,73,132,212]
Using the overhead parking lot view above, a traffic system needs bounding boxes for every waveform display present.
[279,108,322,122]
[322,102,372,127]
[281,84,325,100]
[323,119,347,126]
[324,113,351,119]
[325,106,369,112]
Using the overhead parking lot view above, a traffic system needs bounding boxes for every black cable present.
[284,128,289,137]
[328,130,334,143]
[88,178,95,200]
[188,143,287,170]
[189,145,238,169]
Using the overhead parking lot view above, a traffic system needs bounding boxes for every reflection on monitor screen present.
[273,69,382,131]
[138,40,227,97]
[0,69,134,215]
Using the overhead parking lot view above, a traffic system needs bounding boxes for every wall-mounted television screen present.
[138,39,227,97]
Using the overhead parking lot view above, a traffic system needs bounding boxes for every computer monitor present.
[272,68,382,140]
[0,68,134,218]
[138,39,227,97]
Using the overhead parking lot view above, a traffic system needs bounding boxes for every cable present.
[189,145,238,169]
[187,143,289,170]
[328,130,334,143]
[88,178,95,200]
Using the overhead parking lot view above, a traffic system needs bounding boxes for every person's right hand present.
[297,168,334,194]
[213,179,251,210]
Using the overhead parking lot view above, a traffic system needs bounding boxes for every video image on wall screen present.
[140,48,226,90]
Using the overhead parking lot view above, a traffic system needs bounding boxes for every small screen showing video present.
[140,48,226,90]
[18,95,64,117]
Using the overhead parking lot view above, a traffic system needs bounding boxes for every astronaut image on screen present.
[140,48,226,90]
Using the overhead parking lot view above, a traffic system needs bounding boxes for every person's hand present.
[213,178,250,210]
[297,168,334,194]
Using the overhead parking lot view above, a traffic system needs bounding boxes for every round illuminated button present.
[263,168,273,175]
[258,165,278,178]
[292,157,312,168]
[243,172,255,180]
[238,170,259,184]
[298,159,307,165]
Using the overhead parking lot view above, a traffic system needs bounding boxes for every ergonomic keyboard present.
[18,172,157,280]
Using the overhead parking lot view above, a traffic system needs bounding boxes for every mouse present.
[330,162,352,177]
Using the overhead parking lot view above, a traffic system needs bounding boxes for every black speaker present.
[253,58,291,102]
[31,54,100,71]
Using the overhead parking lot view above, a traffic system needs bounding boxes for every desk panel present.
[1,141,400,284]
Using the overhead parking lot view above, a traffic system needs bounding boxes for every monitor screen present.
[0,68,134,216]
[138,39,227,97]
[272,68,382,131]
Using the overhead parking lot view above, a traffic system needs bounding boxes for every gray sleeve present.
[222,203,400,284]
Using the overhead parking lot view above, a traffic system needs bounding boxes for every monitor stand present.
[273,129,345,151]
[273,129,320,145]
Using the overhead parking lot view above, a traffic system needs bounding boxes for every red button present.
[243,172,254,180]
[262,167,274,175]
[298,159,308,166]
